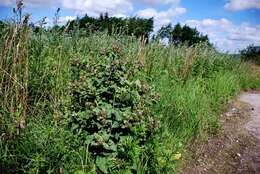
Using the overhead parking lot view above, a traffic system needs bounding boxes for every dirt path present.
[181,91,260,174]
[240,92,260,140]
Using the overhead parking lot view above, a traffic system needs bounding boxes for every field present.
[0,20,260,174]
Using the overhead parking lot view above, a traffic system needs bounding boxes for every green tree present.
[240,45,260,65]
[156,23,211,46]
[156,24,173,40]
[66,14,154,40]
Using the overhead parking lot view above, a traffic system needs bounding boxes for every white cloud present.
[26,0,54,7]
[112,13,127,18]
[136,7,186,30]
[43,17,52,27]
[0,0,55,7]
[1,0,182,8]
[0,0,12,6]
[0,0,184,20]
[58,15,76,25]
[185,18,260,53]
[0,0,133,17]
[43,15,76,27]
[133,0,180,6]
[225,0,260,11]
[62,0,133,17]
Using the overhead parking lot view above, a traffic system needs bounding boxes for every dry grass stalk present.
[137,37,146,68]
[0,4,30,135]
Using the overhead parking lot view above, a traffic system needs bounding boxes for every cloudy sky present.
[0,0,260,52]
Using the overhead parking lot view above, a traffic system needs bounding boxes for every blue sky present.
[0,0,260,52]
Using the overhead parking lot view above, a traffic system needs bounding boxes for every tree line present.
[65,13,154,41]
[0,11,211,46]
[63,13,211,46]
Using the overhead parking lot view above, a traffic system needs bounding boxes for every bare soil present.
[240,92,260,140]
[181,91,260,174]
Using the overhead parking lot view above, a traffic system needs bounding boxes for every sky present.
[0,0,260,53]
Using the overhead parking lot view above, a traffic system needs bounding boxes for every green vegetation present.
[66,13,153,40]
[240,45,260,65]
[1,3,260,174]
[32,9,154,42]
[156,23,211,46]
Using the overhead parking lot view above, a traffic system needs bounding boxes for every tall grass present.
[0,20,260,173]
[0,15,30,137]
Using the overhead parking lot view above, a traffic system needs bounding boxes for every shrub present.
[64,45,160,173]
[240,45,260,65]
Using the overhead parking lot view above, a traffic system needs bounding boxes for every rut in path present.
[182,91,260,174]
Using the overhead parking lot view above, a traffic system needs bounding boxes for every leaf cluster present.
[64,45,160,173]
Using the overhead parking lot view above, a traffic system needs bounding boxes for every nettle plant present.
[65,45,160,173]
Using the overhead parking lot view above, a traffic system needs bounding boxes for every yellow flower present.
[171,153,182,160]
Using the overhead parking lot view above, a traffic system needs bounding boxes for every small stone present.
[226,113,232,117]
[231,108,237,112]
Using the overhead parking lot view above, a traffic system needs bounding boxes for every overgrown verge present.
[0,21,260,174]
